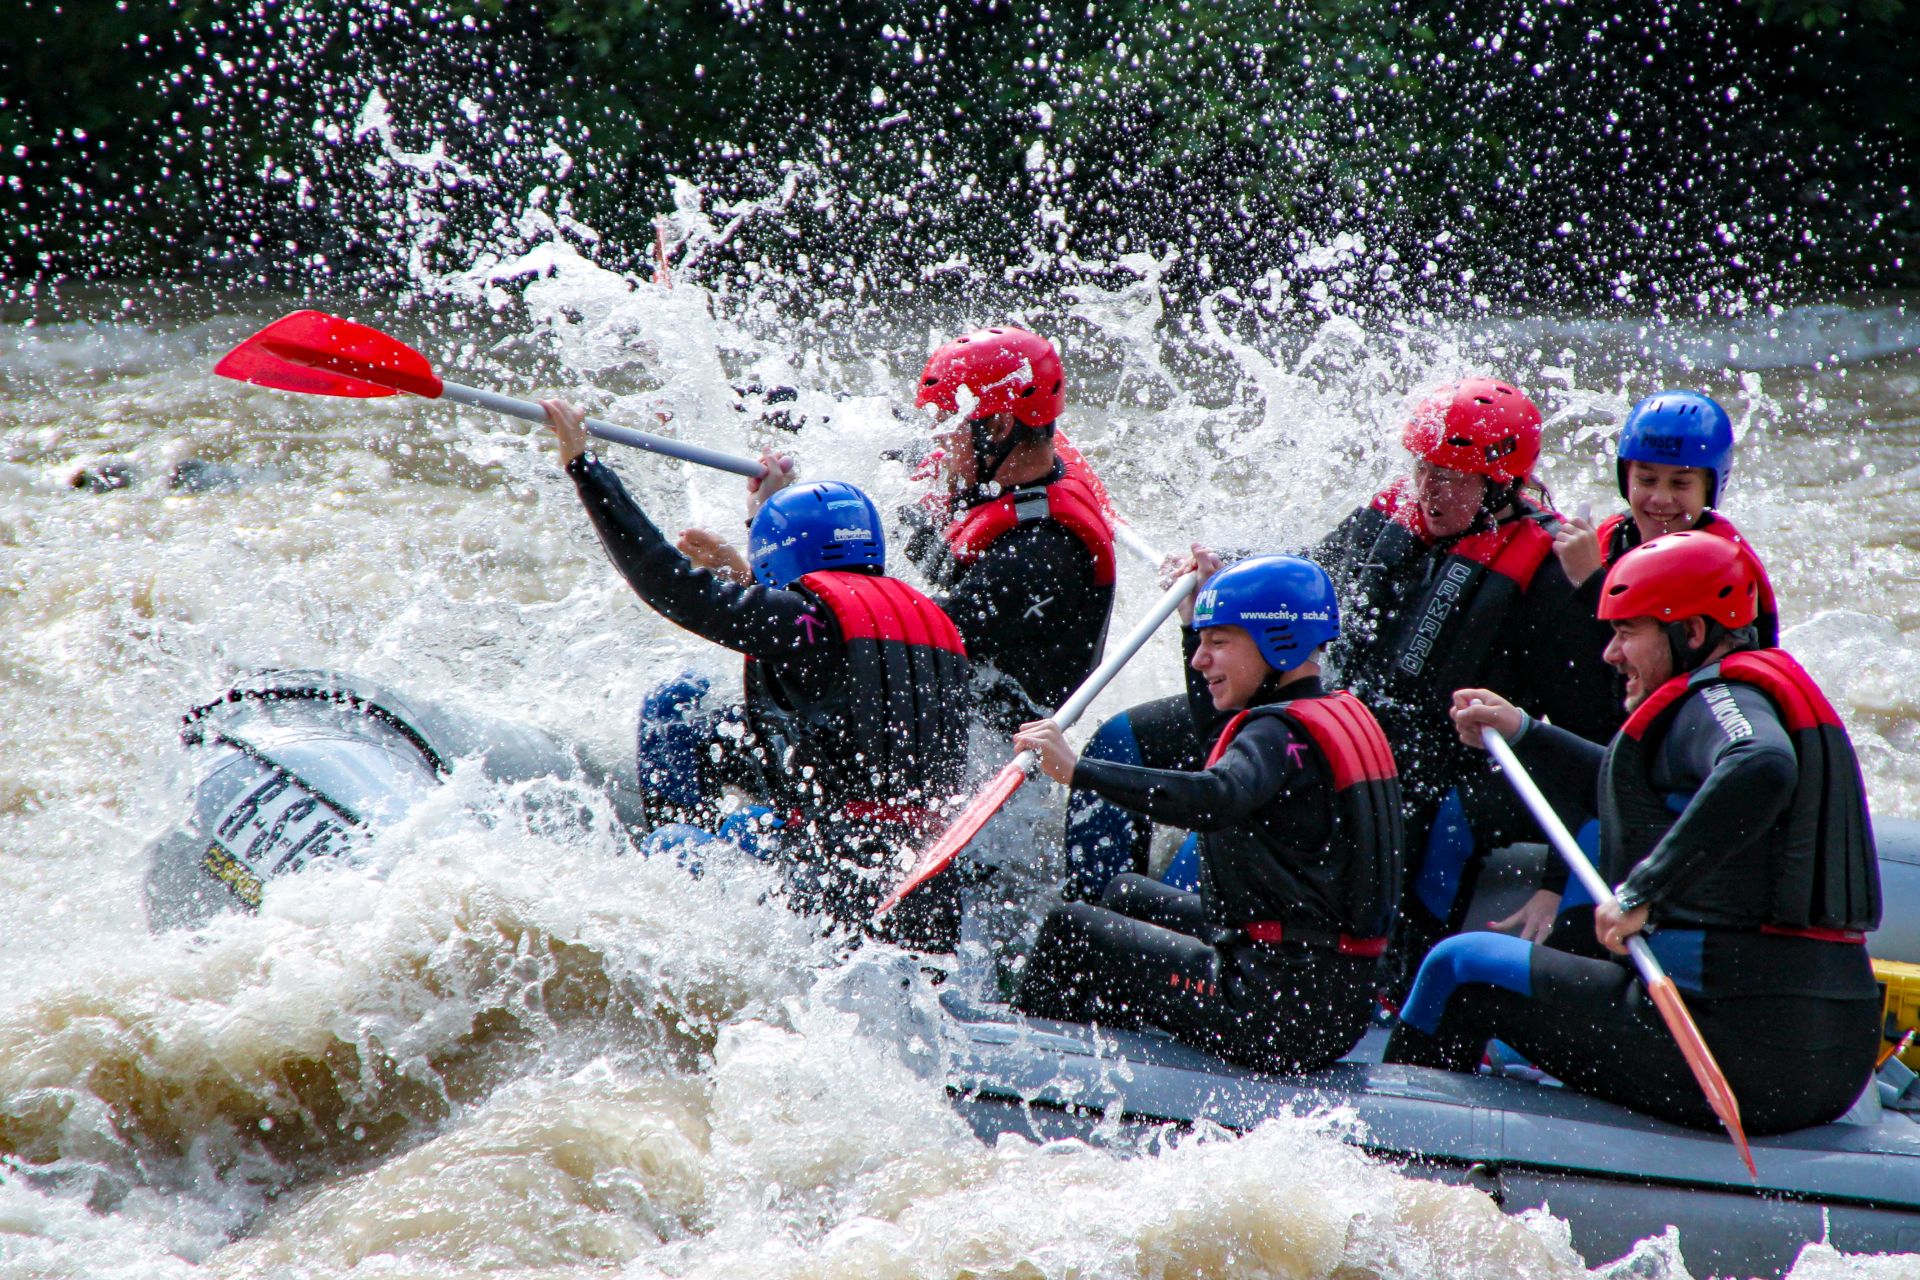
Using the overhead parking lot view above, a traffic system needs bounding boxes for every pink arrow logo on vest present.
[1285,741,1309,768]
[796,612,823,643]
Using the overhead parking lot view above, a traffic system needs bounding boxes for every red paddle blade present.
[214,310,444,400]
[874,760,1032,917]
[1645,975,1758,1179]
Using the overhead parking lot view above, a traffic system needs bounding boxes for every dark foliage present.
[2,0,1915,310]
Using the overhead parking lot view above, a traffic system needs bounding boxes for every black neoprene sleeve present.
[567,457,841,674]
[1070,715,1310,832]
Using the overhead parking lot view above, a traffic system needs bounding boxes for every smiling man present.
[1388,531,1883,1134]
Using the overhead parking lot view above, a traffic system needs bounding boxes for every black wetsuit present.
[1014,677,1395,1074]
[569,456,969,944]
[904,459,1112,730]
[1384,660,1883,1133]
[1066,494,1620,962]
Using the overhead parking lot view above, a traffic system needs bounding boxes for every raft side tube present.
[937,993,1920,1279]
[145,670,644,931]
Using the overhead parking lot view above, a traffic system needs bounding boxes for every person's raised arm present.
[546,401,833,661]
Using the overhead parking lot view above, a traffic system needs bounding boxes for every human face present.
[1626,461,1710,541]
[1410,458,1489,539]
[931,411,1017,489]
[1603,616,1675,711]
[1190,625,1274,711]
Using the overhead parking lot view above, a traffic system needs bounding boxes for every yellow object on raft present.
[1876,958,1920,1069]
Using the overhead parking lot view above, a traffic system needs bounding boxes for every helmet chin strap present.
[972,417,1054,490]
[1665,620,1759,676]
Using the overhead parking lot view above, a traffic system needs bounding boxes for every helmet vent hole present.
[922,376,938,386]
[1050,380,1062,393]
[1018,386,1035,397]
[1446,435,1474,447]
[1607,584,1628,597]
[1718,585,1732,599]
[1474,396,1494,405]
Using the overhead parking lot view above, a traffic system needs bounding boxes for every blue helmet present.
[1616,390,1734,507]
[1189,555,1339,672]
[748,481,886,587]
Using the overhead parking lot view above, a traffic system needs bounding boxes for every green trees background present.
[4,0,1915,310]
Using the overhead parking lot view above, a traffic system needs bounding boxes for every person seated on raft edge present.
[1007,551,1405,1075]
[683,326,1119,737]
[1387,531,1882,1135]
[1536,388,1783,943]
[1061,379,1620,988]
[542,398,974,952]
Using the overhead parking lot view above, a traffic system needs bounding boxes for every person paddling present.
[684,326,1118,735]
[902,327,1118,729]
[1065,379,1619,975]
[1537,389,1782,937]
[1552,389,1779,646]
[543,399,973,947]
[1009,554,1404,1073]
[1389,531,1882,1134]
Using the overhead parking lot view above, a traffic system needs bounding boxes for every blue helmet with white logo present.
[748,481,886,587]
[1188,555,1339,672]
[1616,390,1734,507]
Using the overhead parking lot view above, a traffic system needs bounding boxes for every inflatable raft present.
[143,671,1920,1275]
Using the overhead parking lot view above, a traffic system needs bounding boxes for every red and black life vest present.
[745,571,972,828]
[1197,691,1404,943]
[1601,648,1879,933]
[942,437,1119,588]
[1597,511,1779,647]
[1343,482,1560,698]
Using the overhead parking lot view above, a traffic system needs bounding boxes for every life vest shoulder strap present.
[1203,710,1252,769]
[1597,512,1632,567]
[1710,650,1842,733]
[943,453,1118,586]
[1619,670,1699,742]
[1200,693,1397,790]
[1279,692,1399,791]
[1473,510,1558,590]
[797,571,967,657]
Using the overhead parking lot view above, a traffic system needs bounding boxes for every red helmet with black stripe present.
[1401,378,1542,484]
[916,326,1065,428]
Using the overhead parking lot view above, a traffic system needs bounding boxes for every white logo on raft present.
[1399,561,1476,676]
[1700,684,1754,744]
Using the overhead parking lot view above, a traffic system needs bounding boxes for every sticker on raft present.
[203,772,359,907]
[201,841,264,907]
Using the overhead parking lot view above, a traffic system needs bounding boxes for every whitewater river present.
[4,241,1920,1278]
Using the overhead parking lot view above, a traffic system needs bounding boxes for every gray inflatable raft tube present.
[141,669,644,930]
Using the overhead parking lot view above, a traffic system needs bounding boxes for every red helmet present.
[916,326,1065,428]
[1401,378,1542,484]
[1597,530,1759,627]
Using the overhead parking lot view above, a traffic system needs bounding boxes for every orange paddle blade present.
[215,310,444,400]
[1645,974,1758,1179]
[874,759,1032,917]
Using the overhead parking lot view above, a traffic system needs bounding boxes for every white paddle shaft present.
[439,380,769,478]
[1480,725,1665,981]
